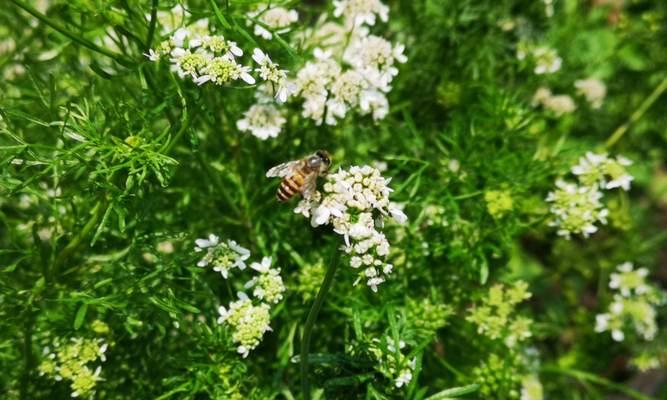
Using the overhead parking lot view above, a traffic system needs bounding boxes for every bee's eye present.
[309,157,321,167]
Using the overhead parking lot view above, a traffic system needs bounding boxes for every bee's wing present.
[266,160,301,178]
[301,173,319,200]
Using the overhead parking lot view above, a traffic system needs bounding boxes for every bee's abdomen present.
[277,171,305,202]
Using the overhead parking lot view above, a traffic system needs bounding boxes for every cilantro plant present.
[1,0,667,399]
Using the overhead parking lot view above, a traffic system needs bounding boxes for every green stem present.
[145,0,159,51]
[9,0,134,66]
[52,199,106,272]
[605,77,667,149]
[301,251,340,400]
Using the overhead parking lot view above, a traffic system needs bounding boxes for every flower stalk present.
[300,251,340,400]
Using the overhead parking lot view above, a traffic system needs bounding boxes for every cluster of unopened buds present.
[38,337,109,398]
[194,235,284,357]
[546,152,633,239]
[294,165,406,291]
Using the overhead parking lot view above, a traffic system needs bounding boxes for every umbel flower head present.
[194,234,250,278]
[38,336,109,398]
[248,4,299,39]
[291,1,406,126]
[217,292,273,358]
[236,103,286,140]
[571,152,633,191]
[595,262,664,342]
[244,256,286,304]
[546,180,608,239]
[294,165,406,291]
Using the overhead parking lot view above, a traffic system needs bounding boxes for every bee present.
[266,150,332,202]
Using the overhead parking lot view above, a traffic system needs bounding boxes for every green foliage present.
[1,0,667,399]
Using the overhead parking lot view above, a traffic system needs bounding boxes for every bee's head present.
[314,150,331,172]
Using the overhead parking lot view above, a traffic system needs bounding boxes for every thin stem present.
[605,77,667,149]
[145,0,159,52]
[52,199,106,272]
[9,0,134,67]
[300,251,340,400]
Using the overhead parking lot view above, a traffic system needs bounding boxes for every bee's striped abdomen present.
[277,170,306,202]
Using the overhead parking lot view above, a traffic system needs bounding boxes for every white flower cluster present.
[369,337,416,389]
[546,180,608,239]
[532,78,607,117]
[295,165,406,291]
[194,234,250,278]
[291,1,406,125]
[532,87,576,116]
[517,42,562,75]
[595,262,664,342]
[145,10,291,95]
[195,236,285,357]
[574,78,607,109]
[38,337,109,399]
[571,152,633,191]
[248,4,299,40]
[546,152,633,239]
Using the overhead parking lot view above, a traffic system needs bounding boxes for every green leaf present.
[74,303,88,330]
[425,384,480,399]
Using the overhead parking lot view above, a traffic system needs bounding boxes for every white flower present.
[194,236,250,278]
[246,257,285,304]
[296,165,404,291]
[571,152,633,191]
[144,48,160,61]
[532,46,561,74]
[333,0,389,27]
[237,103,286,140]
[217,294,272,357]
[249,6,298,39]
[532,87,576,116]
[575,78,606,109]
[609,262,651,297]
[195,56,255,85]
[252,48,292,102]
[344,35,406,91]
[546,179,608,239]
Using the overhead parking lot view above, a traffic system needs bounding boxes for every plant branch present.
[300,251,340,400]
[606,77,667,149]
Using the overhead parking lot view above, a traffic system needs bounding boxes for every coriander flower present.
[198,35,243,58]
[531,87,576,116]
[574,78,606,109]
[249,5,298,39]
[195,56,255,85]
[571,152,633,191]
[545,180,608,239]
[245,257,286,304]
[297,165,405,291]
[194,235,250,278]
[344,35,407,91]
[532,46,561,75]
[333,0,389,27]
[237,103,286,140]
[252,49,291,102]
[217,293,272,357]
[609,262,650,297]
[595,263,663,342]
